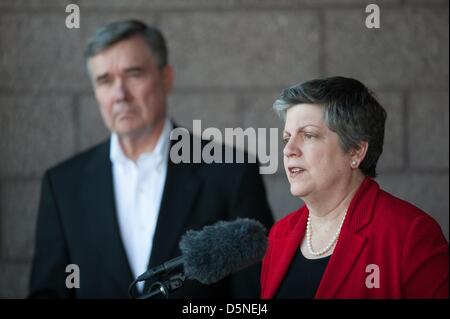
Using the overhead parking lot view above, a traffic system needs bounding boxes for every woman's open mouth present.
[288,167,306,178]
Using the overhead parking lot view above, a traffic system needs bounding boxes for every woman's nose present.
[283,138,301,158]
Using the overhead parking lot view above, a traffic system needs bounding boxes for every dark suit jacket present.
[29,135,273,299]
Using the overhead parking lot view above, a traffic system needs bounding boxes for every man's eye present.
[96,78,111,86]
[304,133,315,140]
[282,137,289,144]
[127,70,142,77]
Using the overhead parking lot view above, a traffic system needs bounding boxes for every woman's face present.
[283,103,353,199]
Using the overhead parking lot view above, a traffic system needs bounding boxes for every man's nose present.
[112,79,128,101]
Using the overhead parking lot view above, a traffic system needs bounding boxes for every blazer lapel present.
[81,141,135,296]
[315,228,367,298]
[266,211,308,298]
[148,160,202,268]
[315,177,378,298]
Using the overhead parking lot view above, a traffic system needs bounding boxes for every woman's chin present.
[289,183,309,198]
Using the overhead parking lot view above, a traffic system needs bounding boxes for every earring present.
[351,160,358,167]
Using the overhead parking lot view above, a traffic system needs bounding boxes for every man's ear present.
[162,64,174,94]
[86,59,96,88]
[351,141,369,166]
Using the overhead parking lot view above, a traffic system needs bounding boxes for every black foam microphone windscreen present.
[179,218,268,285]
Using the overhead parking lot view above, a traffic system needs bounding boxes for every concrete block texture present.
[241,91,287,176]
[0,180,41,260]
[0,0,397,11]
[0,261,31,298]
[168,92,243,131]
[325,8,449,89]
[78,95,109,152]
[263,174,303,221]
[0,12,157,91]
[376,92,404,171]
[378,173,449,239]
[408,91,449,169]
[159,11,321,89]
[0,0,448,298]
[0,13,86,91]
[0,96,77,178]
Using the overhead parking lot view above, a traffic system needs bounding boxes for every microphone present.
[134,218,267,291]
[136,256,184,282]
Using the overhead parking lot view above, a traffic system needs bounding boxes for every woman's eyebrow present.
[284,124,321,135]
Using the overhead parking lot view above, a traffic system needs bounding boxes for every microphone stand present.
[130,273,186,299]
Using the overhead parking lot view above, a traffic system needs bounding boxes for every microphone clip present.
[129,270,186,299]
[138,273,186,299]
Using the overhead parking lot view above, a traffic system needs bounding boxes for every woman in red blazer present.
[261,77,448,299]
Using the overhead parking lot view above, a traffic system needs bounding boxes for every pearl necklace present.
[306,210,347,256]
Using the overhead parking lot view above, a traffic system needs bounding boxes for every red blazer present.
[261,177,449,299]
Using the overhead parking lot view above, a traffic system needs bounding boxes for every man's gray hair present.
[273,76,387,178]
[84,19,168,69]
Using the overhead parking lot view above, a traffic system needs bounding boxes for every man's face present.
[88,35,173,139]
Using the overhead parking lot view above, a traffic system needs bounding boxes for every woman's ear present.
[350,141,369,168]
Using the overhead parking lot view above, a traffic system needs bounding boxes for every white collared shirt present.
[110,118,172,290]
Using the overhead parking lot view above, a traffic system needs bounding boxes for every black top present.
[275,249,331,299]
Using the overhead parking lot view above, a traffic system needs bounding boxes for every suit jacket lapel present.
[315,228,367,298]
[265,210,308,298]
[81,141,136,297]
[148,159,202,268]
[143,160,201,295]
[315,177,378,298]
[148,128,203,269]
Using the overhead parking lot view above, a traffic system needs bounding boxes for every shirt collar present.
[109,118,172,167]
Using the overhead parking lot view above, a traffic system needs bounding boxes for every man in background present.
[29,20,273,298]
